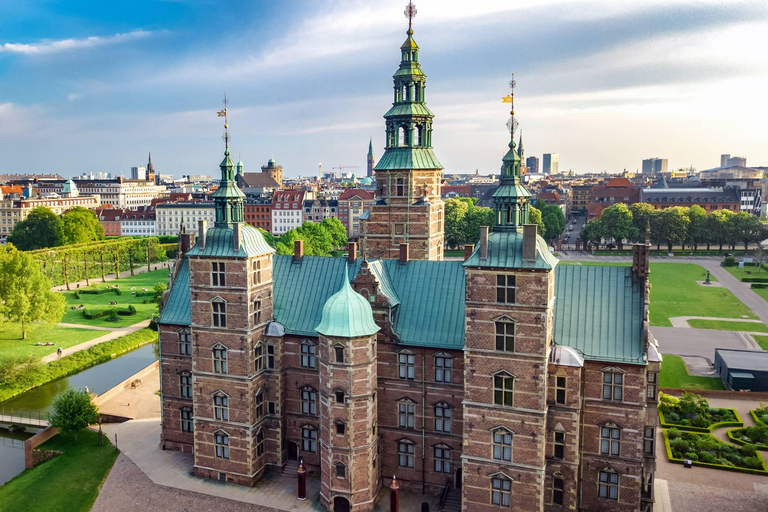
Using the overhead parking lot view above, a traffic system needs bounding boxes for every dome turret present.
[315,270,380,338]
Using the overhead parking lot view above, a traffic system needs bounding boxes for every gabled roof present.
[338,188,374,201]
[186,225,274,258]
[374,147,443,171]
[237,173,279,189]
[159,258,191,325]
[463,231,558,270]
[553,265,644,364]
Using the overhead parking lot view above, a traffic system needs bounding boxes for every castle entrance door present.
[333,497,350,512]
[287,441,298,461]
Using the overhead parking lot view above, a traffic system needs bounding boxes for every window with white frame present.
[300,340,316,369]
[496,274,516,303]
[434,446,451,473]
[598,471,619,500]
[301,427,317,452]
[647,372,657,400]
[495,321,515,352]
[213,392,229,421]
[600,425,621,456]
[493,429,513,462]
[435,353,452,383]
[181,408,193,433]
[214,431,229,459]
[491,476,512,507]
[179,331,191,356]
[493,373,514,407]
[212,345,227,374]
[399,400,415,429]
[602,371,623,401]
[212,300,226,328]
[398,350,415,380]
[398,440,414,467]
[180,373,192,399]
[301,387,317,415]
[434,402,451,433]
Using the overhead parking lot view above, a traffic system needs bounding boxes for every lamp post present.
[297,459,307,500]
[390,475,400,512]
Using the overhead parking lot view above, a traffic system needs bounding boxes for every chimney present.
[294,240,304,260]
[233,222,242,252]
[348,242,357,263]
[399,243,409,264]
[464,244,475,262]
[632,242,650,278]
[198,220,208,250]
[523,224,537,262]
[479,226,489,261]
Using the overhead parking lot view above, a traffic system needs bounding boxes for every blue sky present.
[0,0,766,178]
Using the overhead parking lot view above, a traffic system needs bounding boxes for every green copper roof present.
[553,265,645,364]
[383,103,435,117]
[315,269,380,338]
[374,147,443,171]
[186,224,274,258]
[463,230,558,270]
[159,258,191,325]
[62,178,77,195]
[493,183,531,199]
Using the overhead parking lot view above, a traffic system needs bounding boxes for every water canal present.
[0,343,157,486]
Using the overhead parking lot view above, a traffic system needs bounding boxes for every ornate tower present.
[460,79,558,511]
[316,271,381,512]
[366,138,375,177]
[360,2,444,261]
[261,158,283,186]
[147,151,156,184]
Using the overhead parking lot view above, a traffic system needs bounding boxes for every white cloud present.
[0,30,151,55]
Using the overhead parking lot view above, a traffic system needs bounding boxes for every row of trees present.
[260,217,348,256]
[8,206,104,250]
[582,203,768,251]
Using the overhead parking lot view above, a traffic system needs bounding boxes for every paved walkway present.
[41,319,151,363]
[669,316,764,328]
[98,365,162,420]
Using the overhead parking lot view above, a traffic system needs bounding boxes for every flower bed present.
[751,406,768,425]
[658,392,742,432]
[664,429,768,475]
[728,425,768,450]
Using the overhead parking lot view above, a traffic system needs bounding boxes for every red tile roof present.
[338,188,374,201]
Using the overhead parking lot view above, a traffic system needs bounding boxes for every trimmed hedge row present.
[659,407,743,432]
[752,284,768,289]
[663,430,768,475]
[727,429,768,451]
[82,305,137,319]
[134,291,155,297]
[742,277,768,283]
[74,288,122,299]
[751,409,768,425]
[0,328,157,402]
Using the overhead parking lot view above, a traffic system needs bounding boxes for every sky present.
[0,0,766,179]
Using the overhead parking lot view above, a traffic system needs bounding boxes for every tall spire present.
[368,138,373,157]
[518,130,524,160]
[492,76,531,231]
[211,94,245,227]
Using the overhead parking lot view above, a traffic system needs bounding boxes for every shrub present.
[106,309,120,322]
[742,277,768,283]
[752,284,768,289]
[699,452,717,464]
[723,256,736,267]
[670,438,690,454]
[744,456,764,470]
[684,452,698,461]
[667,428,681,440]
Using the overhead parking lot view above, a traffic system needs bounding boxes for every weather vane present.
[404,1,417,31]
[217,94,229,149]
[503,75,517,140]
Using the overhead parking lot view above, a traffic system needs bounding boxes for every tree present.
[295,221,333,256]
[153,282,167,302]
[686,205,708,251]
[0,245,65,339]
[730,211,764,251]
[541,205,566,242]
[7,206,63,250]
[528,206,546,238]
[580,219,603,249]
[46,387,99,440]
[275,229,309,255]
[708,209,734,251]
[320,217,348,249]
[257,228,276,248]
[600,204,634,251]
[629,203,657,242]
[658,207,690,251]
[61,206,104,245]
[463,203,494,245]
[444,198,469,248]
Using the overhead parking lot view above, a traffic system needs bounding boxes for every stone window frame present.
[496,274,516,304]
[179,371,192,399]
[398,397,417,429]
[600,422,622,457]
[214,429,230,459]
[334,462,347,479]
[300,385,318,416]
[492,371,515,407]
[598,469,620,500]
[434,352,453,383]
[254,342,264,373]
[178,328,192,356]
[211,343,228,374]
[494,318,515,353]
[301,425,318,453]
[333,343,346,364]
[646,371,658,401]
[213,390,229,421]
[601,367,625,402]
[300,339,317,369]
[256,427,265,456]
[552,474,564,505]
[211,261,226,287]
[266,343,275,369]
[554,430,565,460]
[555,375,567,405]
[333,388,346,404]
[253,296,263,327]
[252,259,261,285]
[255,388,265,419]
[211,297,227,329]
[396,438,415,468]
[180,407,193,433]
[490,472,513,507]
[334,418,347,437]
[397,349,416,380]
[434,401,451,433]
[433,443,451,474]
[492,426,514,462]
[643,426,655,456]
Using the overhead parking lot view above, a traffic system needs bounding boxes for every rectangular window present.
[212,301,226,328]
[256,430,265,456]
[398,352,415,380]
[394,223,406,235]
[493,430,512,461]
[215,433,229,459]
[496,274,516,303]
[253,300,262,326]
[179,332,191,356]
[398,442,414,468]
[301,343,316,369]
[494,374,514,407]
[212,346,227,374]
[644,427,655,455]
[255,391,264,419]
[336,422,345,436]
[598,471,619,500]
[302,428,317,452]
[335,391,345,404]
[253,260,262,286]
[495,322,514,352]
[335,345,345,363]
[435,406,451,433]
[553,477,564,505]
[336,464,346,479]
[602,372,623,401]
[211,262,225,286]
[181,409,193,432]
[268,401,276,415]
[556,376,566,404]
[395,178,406,197]
[214,394,229,421]
[435,356,452,383]
[600,427,621,456]
[647,372,657,400]
[434,447,451,473]
[492,478,511,507]
[554,432,565,460]
[255,344,263,373]
[180,374,192,399]
[266,344,275,369]
[399,402,415,429]
[302,389,317,415]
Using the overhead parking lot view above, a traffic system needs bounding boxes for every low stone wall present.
[661,387,768,401]
[24,426,59,469]
[93,360,159,407]
[33,449,63,466]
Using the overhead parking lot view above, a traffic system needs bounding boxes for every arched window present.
[434,402,451,433]
[399,126,407,146]
[213,391,229,421]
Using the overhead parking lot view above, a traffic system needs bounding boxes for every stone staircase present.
[282,459,299,476]
[441,489,461,512]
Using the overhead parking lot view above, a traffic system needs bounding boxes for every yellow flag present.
[217,110,226,117]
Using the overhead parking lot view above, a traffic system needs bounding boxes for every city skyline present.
[0,0,766,178]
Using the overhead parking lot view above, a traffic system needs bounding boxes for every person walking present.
[57,347,62,358]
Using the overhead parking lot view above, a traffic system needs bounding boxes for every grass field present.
[0,324,102,360]
[724,266,768,303]
[753,335,768,350]
[659,354,725,391]
[686,319,768,332]
[0,429,118,512]
[60,269,168,328]
[558,261,630,267]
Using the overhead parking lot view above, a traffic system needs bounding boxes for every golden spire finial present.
[503,75,517,141]
[404,1,417,33]
[217,93,230,151]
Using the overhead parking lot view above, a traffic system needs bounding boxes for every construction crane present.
[332,165,359,172]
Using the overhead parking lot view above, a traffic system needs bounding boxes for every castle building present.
[158,17,659,512]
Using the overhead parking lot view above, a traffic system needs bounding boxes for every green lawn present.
[724,266,768,303]
[0,324,103,360]
[558,261,631,267]
[60,269,168,328]
[753,335,768,350]
[686,319,768,332]
[659,354,725,391]
[0,429,118,512]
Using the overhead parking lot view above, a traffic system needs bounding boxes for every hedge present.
[82,305,137,319]
[742,277,768,283]
[134,291,155,297]
[727,429,768,451]
[74,288,122,299]
[751,409,768,425]
[663,430,768,475]
[0,328,157,402]
[752,284,768,289]
[659,407,743,432]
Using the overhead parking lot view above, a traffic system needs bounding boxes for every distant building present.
[587,178,639,219]
[261,159,283,187]
[235,159,281,196]
[727,156,747,167]
[121,205,156,237]
[640,179,739,213]
[337,188,374,238]
[303,198,338,223]
[721,154,731,167]
[367,139,375,177]
[441,185,471,199]
[271,189,305,235]
[571,184,593,213]
[526,156,539,174]
[25,178,165,209]
[131,166,147,181]
[97,208,123,237]
[543,153,559,174]
[244,201,272,233]
[155,201,215,236]
[146,152,156,184]
[0,190,100,238]
[641,158,668,174]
